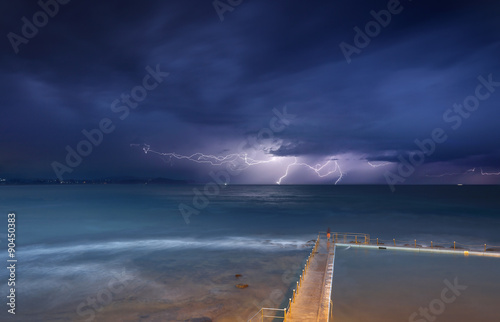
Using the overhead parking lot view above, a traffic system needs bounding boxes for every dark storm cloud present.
[1,0,499,182]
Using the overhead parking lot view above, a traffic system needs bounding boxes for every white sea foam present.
[20,236,313,258]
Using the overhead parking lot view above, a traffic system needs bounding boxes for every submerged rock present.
[235,274,242,278]
[236,284,249,289]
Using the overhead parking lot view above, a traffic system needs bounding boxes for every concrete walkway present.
[287,238,335,322]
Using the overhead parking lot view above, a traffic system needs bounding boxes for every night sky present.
[1,0,500,185]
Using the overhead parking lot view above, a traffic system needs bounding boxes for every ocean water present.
[0,184,499,321]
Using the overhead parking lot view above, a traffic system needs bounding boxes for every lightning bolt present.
[134,144,344,184]
[137,144,274,169]
[367,161,392,168]
[276,157,344,185]
[425,167,500,177]
[425,168,476,177]
[480,168,500,176]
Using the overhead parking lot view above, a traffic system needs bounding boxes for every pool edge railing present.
[326,244,336,322]
[331,232,500,258]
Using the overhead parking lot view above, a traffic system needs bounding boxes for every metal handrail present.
[247,308,286,322]
[250,234,321,322]
[335,233,500,253]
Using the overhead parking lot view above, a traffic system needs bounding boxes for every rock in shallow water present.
[235,284,249,289]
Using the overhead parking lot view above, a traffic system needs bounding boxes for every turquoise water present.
[332,246,500,321]
[0,184,498,320]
